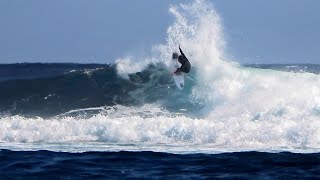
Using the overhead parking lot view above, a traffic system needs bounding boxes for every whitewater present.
[1,0,320,154]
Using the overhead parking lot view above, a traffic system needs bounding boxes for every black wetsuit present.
[175,47,191,74]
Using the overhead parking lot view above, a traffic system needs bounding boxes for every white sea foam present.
[115,57,151,79]
[1,104,320,153]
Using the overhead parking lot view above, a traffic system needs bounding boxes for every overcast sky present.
[0,0,319,64]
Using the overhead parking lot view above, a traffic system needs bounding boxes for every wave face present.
[0,63,183,117]
[1,0,320,154]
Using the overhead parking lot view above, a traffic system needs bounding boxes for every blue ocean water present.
[1,150,320,179]
[1,63,320,179]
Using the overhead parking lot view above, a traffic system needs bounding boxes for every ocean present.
[2,0,320,179]
[1,63,320,179]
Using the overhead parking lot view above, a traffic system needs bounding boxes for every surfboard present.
[170,57,185,90]
[171,59,185,90]
[173,72,185,90]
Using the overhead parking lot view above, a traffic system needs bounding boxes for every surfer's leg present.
[180,63,190,73]
[174,68,182,75]
[179,65,189,73]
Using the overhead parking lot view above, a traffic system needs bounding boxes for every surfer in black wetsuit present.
[172,45,191,74]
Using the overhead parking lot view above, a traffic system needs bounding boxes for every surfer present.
[172,45,191,74]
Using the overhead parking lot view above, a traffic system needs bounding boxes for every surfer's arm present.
[179,46,187,59]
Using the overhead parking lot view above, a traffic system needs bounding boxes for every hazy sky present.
[0,0,319,64]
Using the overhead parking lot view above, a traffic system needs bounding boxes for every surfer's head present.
[172,52,179,59]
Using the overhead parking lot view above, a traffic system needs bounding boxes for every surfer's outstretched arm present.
[179,45,187,58]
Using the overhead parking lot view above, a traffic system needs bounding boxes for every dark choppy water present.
[1,150,320,179]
